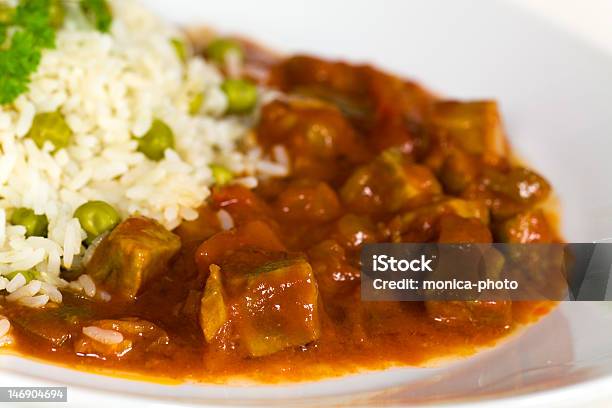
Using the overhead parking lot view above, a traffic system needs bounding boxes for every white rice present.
[0,0,289,308]
[6,280,42,302]
[5,274,26,293]
[82,326,124,345]
[78,274,96,298]
[0,318,10,337]
[217,209,235,231]
[18,295,49,308]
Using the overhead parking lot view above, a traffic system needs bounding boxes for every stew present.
[1,40,559,383]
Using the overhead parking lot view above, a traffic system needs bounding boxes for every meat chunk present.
[200,256,321,357]
[495,209,555,243]
[85,217,181,299]
[432,101,508,160]
[256,99,369,182]
[389,198,489,242]
[195,220,285,274]
[425,214,510,326]
[235,258,320,357]
[463,166,551,220]
[275,179,341,223]
[308,240,360,300]
[341,149,442,215]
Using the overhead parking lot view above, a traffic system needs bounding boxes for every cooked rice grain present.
[83,326,124,345]
[0,318,9,337]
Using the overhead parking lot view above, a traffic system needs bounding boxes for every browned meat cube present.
[86,217,181,299]
[432,101,508,160]
[341,149,442,214]
[389,198,489,243]
[235,258,321,357]
[495,209,555,243]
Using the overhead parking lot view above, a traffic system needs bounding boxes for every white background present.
[513,0,612,54]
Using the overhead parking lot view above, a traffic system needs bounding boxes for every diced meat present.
[85,217,181,299]
[463,166,551,220]
[256,99,370,182]
[330,214,378,251]
[268,55,369,98]
[432,101,508,160]
[389,198,489,242]
[212,185,276,227]
[437,214,492,244]
[424,214,509,326]
[195,220,285,274]
[268,56,435,157]
[495,209,555,243]
[275,179,341,223]
[439,151,478,194]
[308,240,360,300]
[234,258,320,357]
[341,149,442,214]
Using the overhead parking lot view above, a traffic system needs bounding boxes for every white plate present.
[3,1,612,406]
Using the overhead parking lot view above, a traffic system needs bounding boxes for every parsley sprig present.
[0,0,113,105]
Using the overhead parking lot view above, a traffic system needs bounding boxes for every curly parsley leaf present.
[0,0,113,105]
[0,0,54,105]
[80,0,112,33]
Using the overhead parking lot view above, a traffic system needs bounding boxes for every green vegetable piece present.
[74,200,121,243]
[49,0,65,28]
[206,38,243,65]
[11,208,48,237]
[200,265,228,342]
[137,119,175,161]
[221,79,257,114]
[5,269,39,283]
[189,92,204,115]
[210,164,233,186]
[0,0,57,105]
[171,38,188,63]
[80,0,112,33]
[27,111,73,151]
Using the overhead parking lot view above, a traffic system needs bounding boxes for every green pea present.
[189,92,205,115]
[206,38,243,65]
[49,0,66,29]
[5,269,39,283]
[221,79,257,114]
[11,208,49,237]
[137,119,175,161]
[74,201,120,243]
[27,112,73,151]
[210,164,233,186]
[171,38,188,63]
